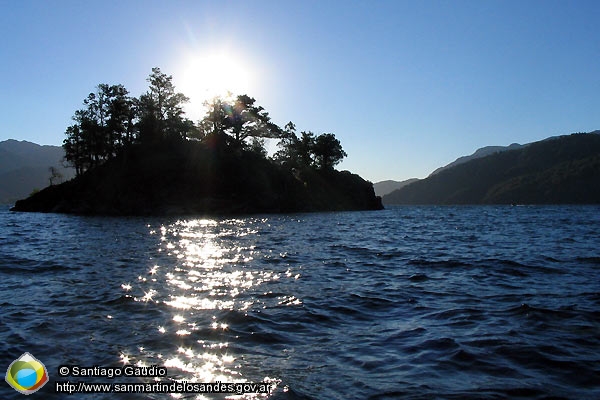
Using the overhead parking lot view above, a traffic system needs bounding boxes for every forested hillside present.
[383,132,600,205]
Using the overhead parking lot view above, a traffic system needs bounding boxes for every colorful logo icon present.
[5,352,49,395]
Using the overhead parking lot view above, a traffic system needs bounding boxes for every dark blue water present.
[1,205,599,399]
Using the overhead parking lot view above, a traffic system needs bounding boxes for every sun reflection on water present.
[121,218,296,398]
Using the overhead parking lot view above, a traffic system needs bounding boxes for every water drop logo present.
[5,353,49,395]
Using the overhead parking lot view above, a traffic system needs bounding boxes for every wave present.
[407,259,471,268]
[576,256,600,264]
[0,257,75,274]
[2,207,600,400]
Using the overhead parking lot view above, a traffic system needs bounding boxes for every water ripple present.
[0,206,599,399]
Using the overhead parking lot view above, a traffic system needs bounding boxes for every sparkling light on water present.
[123,218,286,397]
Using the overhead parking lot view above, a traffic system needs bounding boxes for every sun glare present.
[178,51,255,117]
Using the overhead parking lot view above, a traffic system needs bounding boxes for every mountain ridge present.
[0,140,75,204]
[375,142,529,196]
[373,179,419,197]
[429,143,524,176]
[383,131,600,205]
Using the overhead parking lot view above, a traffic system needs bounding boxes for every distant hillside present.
[373,178,419,197]
[430,143,524,176]
[0,140,75,204]
[376,143,524,200]
[383,131,600,205]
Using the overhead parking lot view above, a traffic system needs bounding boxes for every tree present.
[138,67,192,142]
[202,96,228,137]
[106,84,136,150]
[63,123,88,176]
[273,126,318,168]
[201,94,283,149]
[189,117,212,142]
[312,133,347,170]
[60,67,350,185]
[249,137,268,158]
[63,83,135,174]
[81,85,110,165]
[273,121,299,166]
[226,95,282,145]
[297,131,317,167]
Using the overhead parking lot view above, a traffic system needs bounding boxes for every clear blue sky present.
[1,0,598,182]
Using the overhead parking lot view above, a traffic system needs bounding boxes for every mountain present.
[376,143,525,199]
[11,140,383,215]
[383,131,600,205]
[429,143,524,176]
[0,140,75,204]
[373,178,419,197]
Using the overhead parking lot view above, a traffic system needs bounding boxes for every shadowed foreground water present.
[1,206,599,399]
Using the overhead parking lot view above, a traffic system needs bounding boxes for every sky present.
[1,0,598,182]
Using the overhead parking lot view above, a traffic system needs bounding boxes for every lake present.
[1,205,599,399]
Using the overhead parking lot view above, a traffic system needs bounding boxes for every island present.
[11,68,382,215]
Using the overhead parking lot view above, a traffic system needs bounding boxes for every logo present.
[5,353,49,395]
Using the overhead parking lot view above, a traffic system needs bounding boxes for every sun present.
[177,51,255,118]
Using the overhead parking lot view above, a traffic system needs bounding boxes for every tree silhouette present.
[226,95,282,145]
[63,84,136,174]
[313,133,347,170]
[297,131,317,167]
[138,67,192,142]
[274,130,346,170]
[61,67,350,183]
[63,68,193,174]
[107,85,136,150]
[81,84,110,165]
[63,123,88,176]
[202,97,228,138]
[201,95,283,149]
[273,121,300,166]
[274,129,316,167]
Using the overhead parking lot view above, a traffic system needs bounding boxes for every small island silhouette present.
[11,68,382,215]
